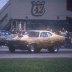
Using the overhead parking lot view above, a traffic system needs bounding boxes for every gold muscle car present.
[6,30,65,53]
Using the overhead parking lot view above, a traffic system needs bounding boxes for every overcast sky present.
[0,0,9,10]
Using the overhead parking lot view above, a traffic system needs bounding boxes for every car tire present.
[8,46,15,53]
[53,45,59,53]
[48,45,59,53]
[29,44,39,53]
[28,44,35,53]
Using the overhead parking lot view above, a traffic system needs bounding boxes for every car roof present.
[27,30,52,32]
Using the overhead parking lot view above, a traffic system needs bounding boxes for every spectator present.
[59,28,68,37]
[59,28,71,48]
[47,28,53,32]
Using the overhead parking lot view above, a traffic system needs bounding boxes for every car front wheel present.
[28,44,35,53]
[28,44,40,53]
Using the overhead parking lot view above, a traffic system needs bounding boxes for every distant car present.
[6,30,65,53]
[0,30,11,46]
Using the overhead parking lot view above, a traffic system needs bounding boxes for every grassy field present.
[0,58,72,72]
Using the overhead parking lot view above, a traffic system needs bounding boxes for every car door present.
[39,32,52,48]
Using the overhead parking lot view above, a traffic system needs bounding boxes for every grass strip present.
[0,58,72,72]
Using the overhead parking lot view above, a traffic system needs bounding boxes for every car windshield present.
[28,32,39,37]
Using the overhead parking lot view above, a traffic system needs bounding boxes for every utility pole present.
[24,16,28,31]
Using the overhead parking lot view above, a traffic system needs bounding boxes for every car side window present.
[47,32,52,37]
[28,32,39,37]
[40,32,48,37]
[40,32,52,37]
